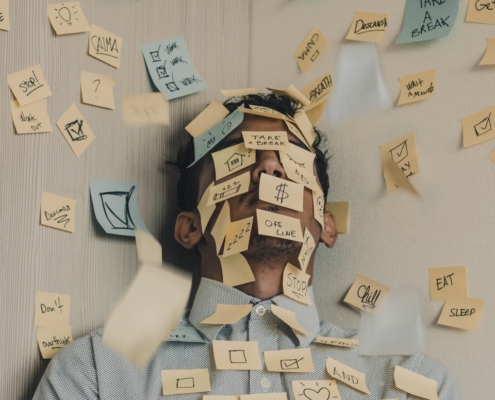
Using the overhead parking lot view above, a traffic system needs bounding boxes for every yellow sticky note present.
[314,336,359,348]
[211,201,231,255]
[185,99,229,138]
[204,396,239,400]
[201,304,252,325]
[298,228,315,273]
[489,147,495,163]
[47,2,89,35]
[345,11,389,43]
[479,38,495,65]
[88,24,123,68]
[294,26,327,73]
[198,182,216,233]
[283,163,320,194]
[259,174,304,212]
[437,294,484,330]
[397,69,436,106]
[271,304,309,335]
[121,93,169,127]
[37,326,73,359]
[56,104,95,157]
[0,0,10,31]
[280,143,316,174]
[207,171,251,206]
[161,369,210,395]
[264,348,314,373]
[380,132,419,195]
[461,105,495,148]
[135,229,162,266]
[34,291,71,326]
[326,357,370,394]
[466,0,495,24]
[11,99,52,134]
[267,85,310,106]
[293,109,317,149]
[325,202,350,233]
[256,209,303,243]
[219,253,255,287]
[394,365,438,400]
[242,131,289,151]
[312,190,325,228]
[240,394,287,400]
[301,71,333,108]
[213,340,262,370]
[212,143,255,181]
[80,71,115,110]
[429,266,468,301]
[7,65,52,107]
[238,106,288,121]
[223,217,253,257]
[221,88,258,97]
[40,192,76,233]
[343,273,390,314]
[283,263,311,305]
[292,380,341,400]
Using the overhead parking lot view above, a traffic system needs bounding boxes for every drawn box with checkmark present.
[280,358,303,370]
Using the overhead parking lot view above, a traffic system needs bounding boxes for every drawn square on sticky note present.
[40,192,76,233]
[293,26,327,73]
[161,369,211,395]
[281,358,302,370]
[229,350,247,364]
[474,113,492,136]
[47,2,90,35]
[80,71,115,109]
[213,340,261,370]
[223,217,253,257]
[11,99,52,134]
[176,377,194,388]
[88,24,123,68]
[259,173,304,212]
[389,141,408,164]
[7,65,52,107]
[56,103,95,157]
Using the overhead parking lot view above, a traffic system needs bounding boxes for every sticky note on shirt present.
[201,304,252,325]
[326,357,370,394]
[80,71,115,109]
[314,336,359,348]
[34,291,71,326]
[213,340,262,370]
[242,131,289,151]
[466,0,495,24]
[292,380,341,400]
[56,104,95,157]
[283,262,311,305]
[325,201,350,233]
[346,11,389,43]
[0,0,10,31]
[212,143,255,181]
[259,174,304,212]
[40,192,76,233]
[161,368,210,395]
[223,217,253,257]
[271,305,309,335]
[220,253,255,287]
[88,25,122,68]
[37,326,73,359]
[437,294,484,330]
[461,105,495,148]
[7,64,52,107]
[11,99,52,134]
[207,171,250,206]
[121,93,169,127]
[429,266,468,301]
[264,348,314,373]
[47,2,90,35]
[294,26,327,72]
[398,69,436,105]
[343,273,390,314]
[298,228,315,273]
[256,209,303,243]
[186,99,229,138]
[394,365,438,400]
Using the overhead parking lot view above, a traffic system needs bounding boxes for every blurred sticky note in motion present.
[212,340,262,370]
[40,192,76,233]
[11,99,52,134]
[103,263,191,368]
[294,26,327,73]
[88,24,122,68]
[397,69,436,106]
[161,369,210,395]
[466,0,495,24]
[47,2,89,35]
[437,294,484,330]
[314,336,358,348]
[34,291,71,326]
[142,35,208,100]
[56,104,95,157]
[135,229,162,266]
[325,201,349,233]
[89,178,150,237]
[7,64,52,107]
[201,304,252,325]
[394,365,438,400]
[479,38,495,65]
[429,266,468,301]
[80,71,115,109]
[461,105,495,148]
[346,11,389,43]
[0,0,10,31]
[326,357,369,394]
[292,380,341,400]
[121,93,169,127]
[343,273,390,314]
[37,326,73,359]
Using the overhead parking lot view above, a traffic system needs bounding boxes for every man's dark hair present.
[171,93,330,212]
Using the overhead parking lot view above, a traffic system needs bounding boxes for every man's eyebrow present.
[289,139,309,150]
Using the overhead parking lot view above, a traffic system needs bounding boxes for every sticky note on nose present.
[259,174,304,212]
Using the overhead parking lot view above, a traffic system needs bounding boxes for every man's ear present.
[174,211,204,249]
[320,211,338,248]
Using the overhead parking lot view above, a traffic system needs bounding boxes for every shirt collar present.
[188,277,320,348]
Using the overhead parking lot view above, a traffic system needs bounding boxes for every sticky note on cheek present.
[298,228,315,273]
[207,171,250,206]
[312,190,325,228]
[437,294,484,330]
[429,266,468,301]
[259,174,304,212]
[256,209,303,243]
[222,217,253,257]
[161,369,211,395]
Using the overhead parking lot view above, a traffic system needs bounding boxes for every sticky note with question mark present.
[80,71,115,110]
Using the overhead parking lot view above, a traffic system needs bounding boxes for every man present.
[34,94,461,399]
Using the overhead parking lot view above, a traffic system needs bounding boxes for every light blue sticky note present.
[167,326,206,343]
[189,105,245,167]
[142,35,208,100]
[396,0,459,44]
[89,178,150,237]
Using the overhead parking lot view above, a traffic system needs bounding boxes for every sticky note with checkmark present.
[461,105,495,148]
[264,348,314,372]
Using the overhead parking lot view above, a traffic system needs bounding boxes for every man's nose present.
[251,150,287,184]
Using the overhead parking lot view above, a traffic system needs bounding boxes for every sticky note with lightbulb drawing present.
[47,2,90,35]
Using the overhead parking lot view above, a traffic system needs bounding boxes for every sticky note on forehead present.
[242,131,289,150]
[212,142,255,181]
[429,266,468,301]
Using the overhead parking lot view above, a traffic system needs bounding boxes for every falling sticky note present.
[298,228,315,273]
[210,201,231,255]
[47,2,90,35]
[219,253,256,287]
[396,0,459,44]
[292,380,341,400]
[142,35,208,100]
[223,217,253,257]
[346,11,389,43]
[461,105,495,148]
[325,201,350,233]
[40,192,76,233]
[437,294,484,330]
[135,229,162,266]
[301,72,333,124]
[394,365,438,400]
[256,209,303,243]
[326,357,370,394]
[80,71,115,109]
[240,394,287,400]
[161,369,210,395]
[103,263,191,368]
[56,104,95,157]
[343,273,390,314]
[89,178,150,237]
[294,26,327,73]
[121,93,169,127]
[271,304,309,335]
[284,120,311,149]
[242,131,289,151]
[207,171,250,206]
[7,65,52,107]
[259,174,304,212]
[466,0,495,24]
[0,0,10,31]
[37,326,73,359]
[213,340,262,370]
[283,262,311,305]
[201,304,252,325]
[88,25,122,68]
[398,69,436,106]
[197,182,216,233]
[11,99,52,134]
[212,143,255,181]
[429,266,468,301]
[264,348,314,373]
[34,291,71,326]
[314,336,359,348]
[479,38,495,65]
[186,99,229,138]
[312,190,325,228]
[221,88,258,97]
[267,85,310,106]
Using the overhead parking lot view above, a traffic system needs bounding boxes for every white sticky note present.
[56,104,95,157]
[88,24,123,68]
[161,369,211,395]
[47,2,90,35]
[256,209,303,243]
[80,71,116,109]
[34,291,71,326]
[40,192,76,233]
[11,99,52,134]
[7,64,52,107]
[37,326,73,359]
[135,229,162,266]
